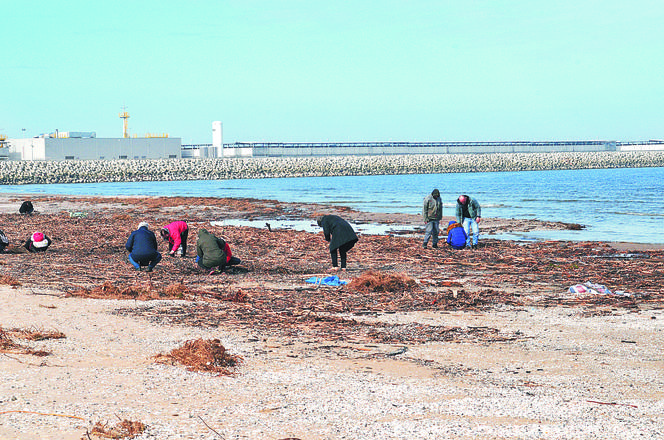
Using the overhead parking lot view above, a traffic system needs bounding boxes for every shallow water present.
[2,167,662,243]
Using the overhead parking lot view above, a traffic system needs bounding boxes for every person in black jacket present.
[24,231,52,252]
[0,229,10,253]
[317,215,358,271]
[19,201,34,215]
[125,221,162,272]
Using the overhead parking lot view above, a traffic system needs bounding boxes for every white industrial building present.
[181,121,223,158]
[4,133,181,161]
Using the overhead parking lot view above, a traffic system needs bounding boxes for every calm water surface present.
[2,167,662,243]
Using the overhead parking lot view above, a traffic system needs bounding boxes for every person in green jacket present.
[455,194,482,249]
[196,229,241,275]
[422,188,443,248]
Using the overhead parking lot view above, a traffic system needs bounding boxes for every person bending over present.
[196,229,241,275]
[446,220,468,250]
[24,231,51,252]
[317,215,358,271]
[161,220,189,257]
[455,194,482,249]
[125,222,162,272]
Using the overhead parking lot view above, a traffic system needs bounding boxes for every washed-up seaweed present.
[154,338,242,375]
[0,326,65,356]
[1,196,662,345]
[86,418,147,439]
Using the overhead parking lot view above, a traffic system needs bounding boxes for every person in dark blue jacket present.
[446,220,468,250]
[125,221,162,272]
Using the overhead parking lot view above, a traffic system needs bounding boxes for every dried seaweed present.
[2,195,663,347]
[87,419,147,439]
[0,275,21,287]
[0,326,64,356]
[347,271,418,293]
[154,338,242,375]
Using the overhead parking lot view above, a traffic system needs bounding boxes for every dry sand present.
[0,195,663,439]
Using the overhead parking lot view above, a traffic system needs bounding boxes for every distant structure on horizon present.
[182,127,664,158]
[2,118,662,161]
[2,131,181,160]
[181,121,222,159]
[1,108,182,160]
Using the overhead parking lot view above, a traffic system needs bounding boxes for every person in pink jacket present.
[160,221,189,257]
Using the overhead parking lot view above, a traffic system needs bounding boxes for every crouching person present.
[24,231,52,252]
[196,229,241,275]
[161,221,189,257]
[125,222,162,272]
[0,229,9,253]
[446,220,468,250]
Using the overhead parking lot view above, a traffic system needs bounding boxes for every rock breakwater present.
[1,151,663,185]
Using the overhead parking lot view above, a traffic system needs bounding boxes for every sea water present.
[2,167,662,243]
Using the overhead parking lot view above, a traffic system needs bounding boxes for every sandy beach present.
[1,194,663,439]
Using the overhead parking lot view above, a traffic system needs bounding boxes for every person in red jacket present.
[160,221,189,257]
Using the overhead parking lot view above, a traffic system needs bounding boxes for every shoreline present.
[0,151,663,184]
[2,193,663,250]
[1,195,663,438]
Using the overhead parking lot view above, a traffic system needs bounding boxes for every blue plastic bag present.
[305,275,347,286]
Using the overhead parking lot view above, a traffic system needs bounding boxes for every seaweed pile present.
[1,196,663,346]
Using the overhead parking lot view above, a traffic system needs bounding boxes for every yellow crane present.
[119,106,130,138]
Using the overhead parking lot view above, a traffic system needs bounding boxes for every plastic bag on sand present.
[305,275,347,286]
[569,281,612,295]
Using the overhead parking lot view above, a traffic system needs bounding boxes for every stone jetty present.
[1,151,663,185]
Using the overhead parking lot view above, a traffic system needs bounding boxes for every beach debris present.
[0,275,21,287]
[386,346,408,356]
[70,281,190,300]
[198,415,225,439]
[305,275,347,286]
[6,326,66,341]
[0,410,83,420]
[1,195,663,347]
[347,271,417,293]
[569,282,612,295]
[586,400,638,409]
[85,418,147,439]
[154,338,242,375]
[0,326,65,356]
[67,211,89,218]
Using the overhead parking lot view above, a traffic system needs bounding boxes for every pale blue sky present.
[2,1,662,144]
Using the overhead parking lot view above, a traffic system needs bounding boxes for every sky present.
[2,1,663,144]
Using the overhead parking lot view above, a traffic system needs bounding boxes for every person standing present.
[422,188,443,248]
[316,215,358,271]
[196,229,241,275]
[161,221,189,257]
[125,221,162,272]
[455,194,482,249]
